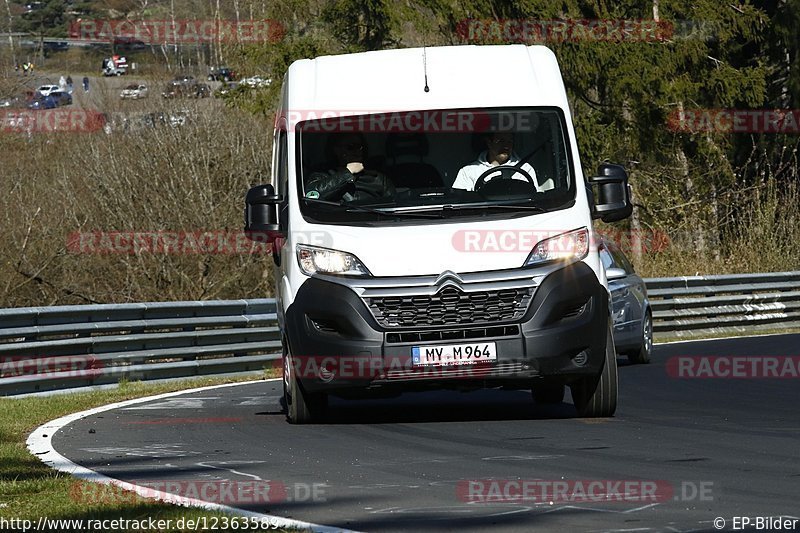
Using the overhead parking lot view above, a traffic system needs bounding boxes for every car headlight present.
[524,227,590,267]
[297,244,371,277]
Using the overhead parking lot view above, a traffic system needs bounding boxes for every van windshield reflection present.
[297,108,575,223]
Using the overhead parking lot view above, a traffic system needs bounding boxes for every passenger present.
[452,131,553,192]
[305,132,395,201]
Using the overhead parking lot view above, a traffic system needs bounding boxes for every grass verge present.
[0,372,299,533]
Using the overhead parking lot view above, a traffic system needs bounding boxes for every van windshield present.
[296,107,575,223]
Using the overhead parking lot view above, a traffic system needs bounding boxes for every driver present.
[452,132,552,192]
[305,132,395,201]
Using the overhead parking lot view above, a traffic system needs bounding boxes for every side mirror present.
[244,184,282,239]
[606,267,627,281]
[588,164,633,223]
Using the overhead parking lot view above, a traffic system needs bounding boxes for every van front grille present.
[368,287,533,328]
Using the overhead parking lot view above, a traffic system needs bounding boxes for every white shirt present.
[452,151,553,192]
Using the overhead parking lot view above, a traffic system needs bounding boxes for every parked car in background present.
[27,95,58,109]
[120,84,149,100]
[102,56,128,76]
[50,90,72,106]
[36,85,60,97]
[162,83,178,98]
[207,66,236,82]
[43,40,69,51]
[599,238,652,364]
[239,76,271,88]
[193,83,210,98]
[162,80,209,99]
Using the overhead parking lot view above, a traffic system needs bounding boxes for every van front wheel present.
[570,322,618,417]
[283,342,328,424]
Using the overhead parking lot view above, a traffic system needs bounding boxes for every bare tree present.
[3,0,15,65]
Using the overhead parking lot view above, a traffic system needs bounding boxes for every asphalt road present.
[51,334,800,532]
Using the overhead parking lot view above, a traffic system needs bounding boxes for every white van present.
[245,45,633,423]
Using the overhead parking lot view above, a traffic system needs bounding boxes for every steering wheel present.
[474,165,537,191]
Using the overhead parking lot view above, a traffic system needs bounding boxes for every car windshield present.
[296,107,575,224]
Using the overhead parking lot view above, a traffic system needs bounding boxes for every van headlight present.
[524,228,590,267]
[297,244,371,276]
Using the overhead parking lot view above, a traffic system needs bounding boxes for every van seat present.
[384,133,443,189]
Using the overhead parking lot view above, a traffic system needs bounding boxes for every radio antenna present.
[423,46,430,92]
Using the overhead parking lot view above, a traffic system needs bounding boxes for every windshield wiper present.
[392,202,548,214]
[303,198,444,219]
[448,203,547,212]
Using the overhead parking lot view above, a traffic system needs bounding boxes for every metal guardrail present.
[647,271,800,339]
[2,272,799,395]
[0,299,280,396]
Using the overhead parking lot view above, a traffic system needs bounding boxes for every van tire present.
[533,382,565,404]
[570,322,618,417]
[283,341,327,424]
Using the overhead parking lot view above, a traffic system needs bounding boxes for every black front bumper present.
[284,262,608,395]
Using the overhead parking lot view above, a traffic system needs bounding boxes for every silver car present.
[120,84,148,99]
[599,239,653,364]
[36,84,60,97]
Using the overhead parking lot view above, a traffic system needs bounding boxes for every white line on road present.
[26,379,357,533]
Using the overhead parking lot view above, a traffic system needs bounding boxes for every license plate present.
[412,342,497,367]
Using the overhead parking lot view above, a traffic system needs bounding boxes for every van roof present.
[284,45,569,119]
